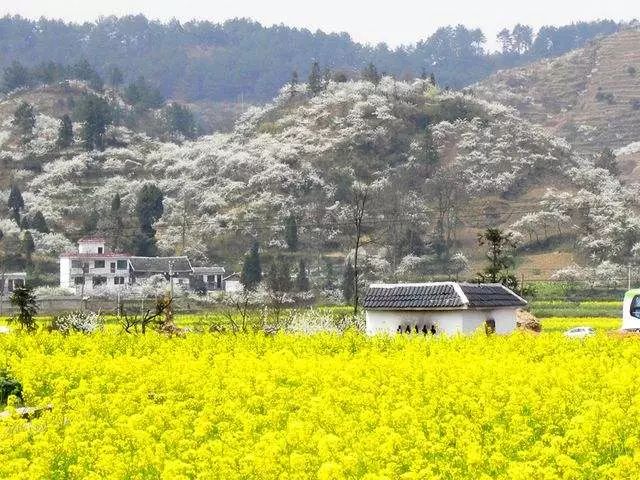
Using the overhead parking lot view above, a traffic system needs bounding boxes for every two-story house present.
[59,237,132,293]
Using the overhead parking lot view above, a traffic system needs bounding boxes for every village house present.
[363,282,527,336]
[0,272,26,295]
[60,238,228,294]
[192,266,226,291]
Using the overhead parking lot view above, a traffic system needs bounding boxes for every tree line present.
[0,15,624,102]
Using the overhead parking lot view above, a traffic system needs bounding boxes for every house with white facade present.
[60,238,231,294]
[0,272,26,295]
[59,237,132,293]
[192,266,226,292]
[363,282,527,336]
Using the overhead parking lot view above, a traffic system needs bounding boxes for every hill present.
[474,27,640,155]
[2,77,639,290]
[0,15,622,103]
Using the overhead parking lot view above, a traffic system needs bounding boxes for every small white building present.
[192,266,226,291]
[364,282,527,336]
[0,272,26,295]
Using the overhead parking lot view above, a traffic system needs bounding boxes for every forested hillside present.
[0,15,622,103]
[1,75,638,290]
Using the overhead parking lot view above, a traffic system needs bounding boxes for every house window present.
[94,260,105,269]
[207,275,216,283]
[92,276,106,287]
[117,260,127,270]
[71,260,82,268]
[110,262,116,273]
[74,277,85,285]
[114,277,125,285]
[216,275,222,289]
[98,247,103,254]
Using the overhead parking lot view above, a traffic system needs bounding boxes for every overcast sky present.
[2,0,636,49]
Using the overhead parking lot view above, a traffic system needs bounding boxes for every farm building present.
[363,282,527,335]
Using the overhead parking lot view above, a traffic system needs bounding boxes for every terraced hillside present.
[475,28,640,155]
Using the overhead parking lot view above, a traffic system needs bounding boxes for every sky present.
[1,0,636,49]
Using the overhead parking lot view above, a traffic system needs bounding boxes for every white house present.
[60,237,132,293]
[363,282,527,336]
[192,266,226,291]
[0,272,26,295]
[222,273,243,292]
[60,238,230,294]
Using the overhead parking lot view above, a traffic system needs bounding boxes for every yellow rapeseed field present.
[2,330,640,479]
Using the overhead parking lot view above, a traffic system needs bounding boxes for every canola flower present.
[2,330,640,479]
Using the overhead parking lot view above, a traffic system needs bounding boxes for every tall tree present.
[163,103,197,139]
[135,184,164,256]
[476,228,519,289]
[22,231,35,264]
[362,62,381,85]
[12,102,36,142]
[308,62,323,95]
[2,61,32,93]
[76,94,113,151]
[295,259,310,292]
[266,254,292,294]
[30,211,49,234]
[7,185,24,226]
[342,259,355,304]
[284,215,298,251]
[56,114,74,148]
[241,242,262,290]
[108,66,124,89]
[290,70,299,97]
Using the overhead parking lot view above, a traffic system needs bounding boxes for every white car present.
[564,326,596,338]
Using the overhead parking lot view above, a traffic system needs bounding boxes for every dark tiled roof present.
[363,282,526,311]
[459,284,527,308]
[364,284,464,310]
[193,266,226,275]
[129,256,192,273]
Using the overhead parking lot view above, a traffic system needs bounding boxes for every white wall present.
[60,257,71,289]
[366,308,518,336]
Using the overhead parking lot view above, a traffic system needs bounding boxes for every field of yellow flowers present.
[2,330,640,479]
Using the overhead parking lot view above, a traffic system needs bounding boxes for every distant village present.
[1,237,242,297]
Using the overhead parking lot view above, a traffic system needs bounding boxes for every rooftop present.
[363,282,527,311]
[78,236,106,243]
[129,256,193,273]
[193,266,226,275]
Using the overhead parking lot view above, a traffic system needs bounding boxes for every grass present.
[530,300,622,318]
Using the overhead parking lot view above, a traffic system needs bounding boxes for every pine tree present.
[284,215,298,251]
[295,259,310,292]
[362,62,381,85]
[135,184,164,256]
[241,242,262,290]
[76,93,112,151]
[22,231,35,264]
[108,66,124,89]
[267,254,292,293]
[2,61,32,93]
[12,102,35,142]
[8,185,24,226]
[57,114,73,148]
[290,71,299,97]
[30,211,49,234]
[308,62,323,94]
[342,260,355,303]
[9,285,38,332]
[429,73,437,86]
